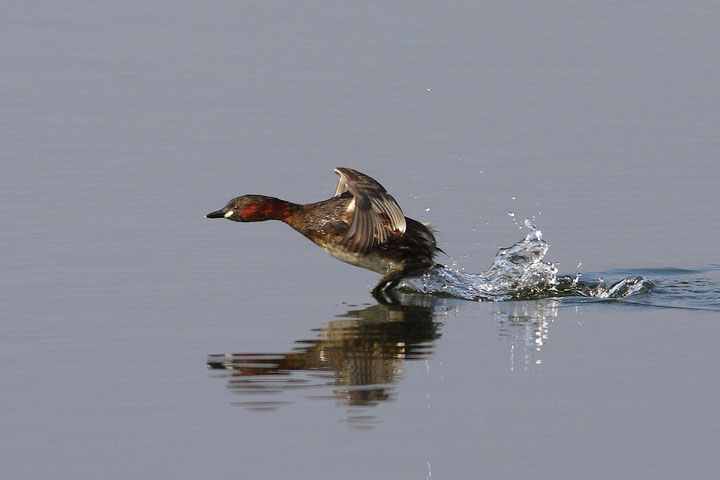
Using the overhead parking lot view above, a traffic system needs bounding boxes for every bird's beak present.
[206,209,226,219]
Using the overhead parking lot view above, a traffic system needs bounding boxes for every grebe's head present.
[206,195,282,222]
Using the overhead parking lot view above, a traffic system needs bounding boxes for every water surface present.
[2,2,719,479]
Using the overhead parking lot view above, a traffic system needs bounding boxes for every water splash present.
[400,220,653,302]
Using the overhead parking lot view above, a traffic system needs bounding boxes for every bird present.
[206,167,441,297]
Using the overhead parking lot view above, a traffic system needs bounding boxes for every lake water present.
[2,2,719,479]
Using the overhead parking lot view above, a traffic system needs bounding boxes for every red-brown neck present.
[239,196,297,223]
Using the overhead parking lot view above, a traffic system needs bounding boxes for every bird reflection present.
[208,294,560,427]
[208,292,443,428]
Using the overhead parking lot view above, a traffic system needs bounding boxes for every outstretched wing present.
[333,167,406,251]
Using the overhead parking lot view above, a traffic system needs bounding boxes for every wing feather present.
[333,173,349,197]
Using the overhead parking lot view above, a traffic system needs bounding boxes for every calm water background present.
[2,2,719,479]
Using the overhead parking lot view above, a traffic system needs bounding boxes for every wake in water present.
[399,220,653,302]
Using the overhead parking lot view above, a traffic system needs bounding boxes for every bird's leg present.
[371,270,407,297]
[371,263,437,300]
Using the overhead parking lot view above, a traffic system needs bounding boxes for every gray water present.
[3,2,720,479]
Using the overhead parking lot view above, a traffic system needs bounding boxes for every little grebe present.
[206,168,441,296]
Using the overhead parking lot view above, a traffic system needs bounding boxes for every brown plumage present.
[206,168,441,296]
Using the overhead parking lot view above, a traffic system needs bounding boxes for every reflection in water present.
[208,294,560,428]
[208,293,444,428]
[208,265,719,428]
[491,299,559,372]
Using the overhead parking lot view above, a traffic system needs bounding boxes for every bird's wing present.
[333,167,406,251]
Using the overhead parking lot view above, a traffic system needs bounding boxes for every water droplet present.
[508,212,515,217]
[425,207,431,212]
[577,262,582,268]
